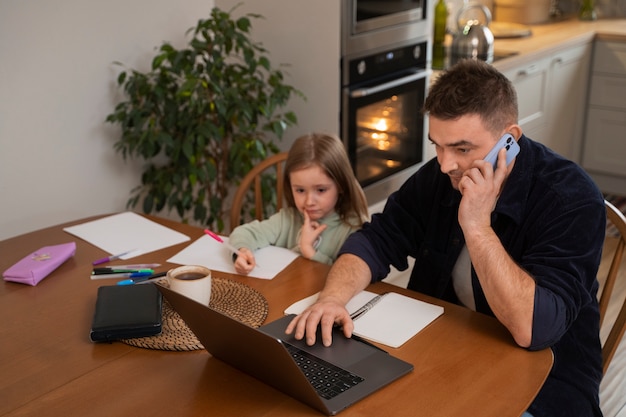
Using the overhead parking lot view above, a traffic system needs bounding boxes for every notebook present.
[157,285,413,415]
[285,291,444,348]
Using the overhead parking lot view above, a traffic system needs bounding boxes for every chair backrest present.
[599,199,626,374]
[230,152,289,232]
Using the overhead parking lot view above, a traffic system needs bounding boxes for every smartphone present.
[483,133,520,169]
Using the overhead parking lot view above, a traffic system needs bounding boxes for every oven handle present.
[349,70,430,98]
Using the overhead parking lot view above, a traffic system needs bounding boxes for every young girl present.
[229,133,369,275]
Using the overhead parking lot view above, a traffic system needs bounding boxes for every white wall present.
[216,0,341,148]
[0,0,214,240]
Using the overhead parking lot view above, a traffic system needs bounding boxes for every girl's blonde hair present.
[284,133,369,226]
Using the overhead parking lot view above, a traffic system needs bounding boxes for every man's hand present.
[285,254,372,347]
[285,297,353,347]
[458,147,510,232]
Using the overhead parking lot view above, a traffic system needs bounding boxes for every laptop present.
[157,284,413,415]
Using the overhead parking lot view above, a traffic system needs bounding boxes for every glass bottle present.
[432,0,448,69]
[579,0,597,20]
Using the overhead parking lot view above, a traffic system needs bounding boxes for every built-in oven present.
[340,0,432,204]
[341,41,428,204]
[342,0,429,57]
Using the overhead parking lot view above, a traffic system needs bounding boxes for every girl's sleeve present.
[228,210,291,251]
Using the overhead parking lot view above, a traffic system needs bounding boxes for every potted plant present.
[106,6,302,232]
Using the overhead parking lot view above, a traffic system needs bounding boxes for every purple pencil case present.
[3,242,76,286]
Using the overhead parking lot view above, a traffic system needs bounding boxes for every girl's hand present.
[233,247,256,275]
[299,211,327,259]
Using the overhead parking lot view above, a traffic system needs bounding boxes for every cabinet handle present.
[517,64,540,77]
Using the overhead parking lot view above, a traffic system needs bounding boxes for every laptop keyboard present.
[285,343,365,400]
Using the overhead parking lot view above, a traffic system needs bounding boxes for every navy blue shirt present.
[341,136,605,417]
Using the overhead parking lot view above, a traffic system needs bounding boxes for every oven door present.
[342,69,428,188]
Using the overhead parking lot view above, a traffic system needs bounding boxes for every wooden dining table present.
[0,214,553,417]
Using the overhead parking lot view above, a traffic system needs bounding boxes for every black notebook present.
[90,284,162,342]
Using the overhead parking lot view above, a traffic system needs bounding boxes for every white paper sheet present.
[167,234,299,280]
[63,212,190,259]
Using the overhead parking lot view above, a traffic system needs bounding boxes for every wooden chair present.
[599,199,626,374]
[230,152,289,232]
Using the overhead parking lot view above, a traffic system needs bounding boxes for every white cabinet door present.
[582,40,626,194]
[502,45,591,163]
[583,107,626,176]
[582,41,626,182]
[591,41,626,75]
[545,44,592,162]
[501,56,551,136]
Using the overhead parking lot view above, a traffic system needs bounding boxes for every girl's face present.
[289,164,339,221]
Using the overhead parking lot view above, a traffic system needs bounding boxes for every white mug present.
[166,265,212,306]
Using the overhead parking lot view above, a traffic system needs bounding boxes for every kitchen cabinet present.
[501,55,551,141]
[499,43,591,162]
[582,40,626,194]
[545,44,592,162]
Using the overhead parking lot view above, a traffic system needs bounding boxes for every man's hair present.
[423,59,518,135]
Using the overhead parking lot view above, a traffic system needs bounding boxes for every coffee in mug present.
[166,265,212,306]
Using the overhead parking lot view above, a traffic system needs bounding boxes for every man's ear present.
[508,124,523,141]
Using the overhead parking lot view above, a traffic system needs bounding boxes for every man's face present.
[428,114,501,190]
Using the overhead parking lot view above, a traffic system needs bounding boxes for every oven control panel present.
[345,41,427,86]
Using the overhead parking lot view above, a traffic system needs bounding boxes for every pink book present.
[3,242,76,286]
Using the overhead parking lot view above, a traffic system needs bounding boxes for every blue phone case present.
[484,133,520,168]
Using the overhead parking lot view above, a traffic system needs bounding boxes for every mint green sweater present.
[228,208,361,265]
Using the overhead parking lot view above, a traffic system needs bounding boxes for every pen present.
[104,264,161,269]
[92,249,137,266]
[92,268,154,275]
[117,271,167,285]
[204,229,242,257]
[90,271,153,280]
[350,292,388,321]
[204,229,260,268]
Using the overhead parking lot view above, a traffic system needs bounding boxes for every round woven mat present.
[121,277,268,351]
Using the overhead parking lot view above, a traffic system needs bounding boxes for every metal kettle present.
[450,3,494,65]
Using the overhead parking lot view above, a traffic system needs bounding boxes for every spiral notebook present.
[285,291,444,348]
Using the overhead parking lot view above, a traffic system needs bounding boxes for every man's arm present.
[285,253,371,346]
[464,227,535,347]
[458,150,535,347]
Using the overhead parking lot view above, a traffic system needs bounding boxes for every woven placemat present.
[121,277,268,351]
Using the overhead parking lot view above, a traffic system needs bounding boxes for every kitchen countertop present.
[490,16,626,71]
[436,17,626,73]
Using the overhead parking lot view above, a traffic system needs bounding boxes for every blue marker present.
[117,271,167,286]
[90,271,153,281]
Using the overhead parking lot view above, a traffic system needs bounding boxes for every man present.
[286,59,606,417]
